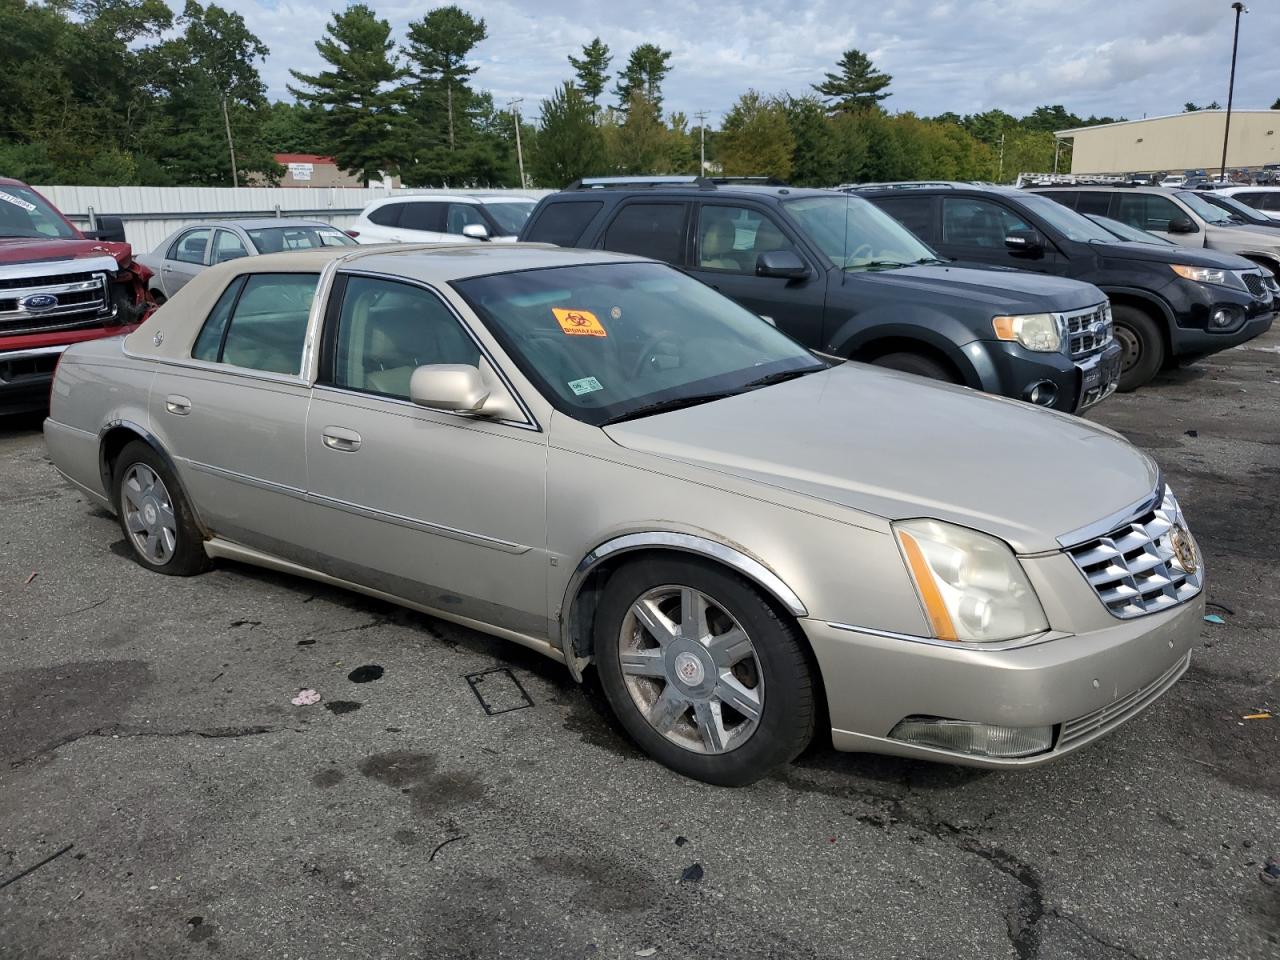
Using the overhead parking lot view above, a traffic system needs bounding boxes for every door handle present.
[165,395,191,415]
[321,427,362,452]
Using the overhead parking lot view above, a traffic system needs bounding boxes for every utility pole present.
[694,110,709,174]
[997,133,1006,182]
[509,98,526,189]
[221,95,239,188]
[1221,2,1248,181]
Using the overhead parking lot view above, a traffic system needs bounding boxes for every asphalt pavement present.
[2,327,1278,960]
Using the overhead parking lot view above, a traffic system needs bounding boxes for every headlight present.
[991,313,1062,352]
[1170,264,1234,287]
[893,519,1049,642]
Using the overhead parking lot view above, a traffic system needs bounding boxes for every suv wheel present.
[1112,305,1164,392]
[870,352,958,383]
[594,557,816,786]
[112,440,210,576]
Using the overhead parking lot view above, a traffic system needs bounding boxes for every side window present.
[445,203,487,234]
[400,202,444,232]
[170,228,211,264]
[1113,193,1184,232]
[191,277,244,362]
[696,205,800,274]
[367,203,402,227]
[205,273,318,374]
[212,230,248,264]
[1261,194,1280,212]
[1074,192,1112,216]
[330,276,480,400]
[941,198,1030,246]
[601,203,688,263]
[873,196,934,240]
[525,201,602,246]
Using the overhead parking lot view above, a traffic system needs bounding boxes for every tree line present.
[3,0,1131,189]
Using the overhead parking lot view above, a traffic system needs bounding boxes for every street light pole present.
[509,98,526,189]
[1220,2,1248,181]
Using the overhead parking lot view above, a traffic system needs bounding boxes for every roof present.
[203,218,343,230]
[274,154,338,165]
[1055,109,1280,138]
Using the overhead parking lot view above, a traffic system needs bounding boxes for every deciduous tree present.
[530,82,605,186]
[717,91,794,180]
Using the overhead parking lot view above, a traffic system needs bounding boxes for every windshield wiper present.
[741,365,825,390]
[603,390,739,425]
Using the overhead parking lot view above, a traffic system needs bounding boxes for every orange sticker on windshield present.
[552,308,607,337]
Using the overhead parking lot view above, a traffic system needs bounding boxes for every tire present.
[594,557,816,786]
[112,440,210,576]
[1111,305,1164,392]
[870,351,958,383]
[150,290,167,306]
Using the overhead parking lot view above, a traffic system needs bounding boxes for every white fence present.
[36,185,549,252]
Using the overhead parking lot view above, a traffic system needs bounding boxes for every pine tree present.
[612,44,672,113]
[288,4,408,182]
[531,82,605,186]
[404,4,487,152]
[568,37,611,111]
[813,48,892,114]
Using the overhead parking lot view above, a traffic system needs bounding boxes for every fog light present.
[1210,307,1238,329]
[1025,380,1057,406]
[888,717,1054,758]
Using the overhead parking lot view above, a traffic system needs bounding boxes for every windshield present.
[1176,191,1237,224]
[1019,194,1116,242]
[0,184,80,240]
[246,225,355,252]
[1085,214,1173,245]
[484,201,535,235]
[783,195,937,269]
[452,261,824,426]
[1204,193,1262,221]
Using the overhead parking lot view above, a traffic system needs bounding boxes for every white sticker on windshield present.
[0,190,37,212]
[567,376,604,396]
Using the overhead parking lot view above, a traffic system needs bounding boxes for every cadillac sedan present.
[43,244,1204,785]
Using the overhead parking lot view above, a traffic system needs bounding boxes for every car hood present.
[603,363,1158,554]
[853,263,1104,313]
[0,236,134,268]
[1092,239,1257,270]
[1211,225,1280,249]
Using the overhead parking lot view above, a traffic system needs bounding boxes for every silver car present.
[137,218,356,302]
[43,244,1205,785]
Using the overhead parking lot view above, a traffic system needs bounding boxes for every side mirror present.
[461,223,490,241]
[1167,216,1198,234]
[409,364,489,412]
[1004,228,1043,253]
[85,215,126,243]
[756,250,809,280]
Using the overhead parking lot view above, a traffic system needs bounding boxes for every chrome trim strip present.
[202,537,564,664]
[0,255,119,282]
[1,344,71,362]
[823,621,1056,651]
[181,457,530,554]
[1056,475,1163,549]
[147,356,309,387]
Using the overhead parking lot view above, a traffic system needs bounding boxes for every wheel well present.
[99,425,143,491]
[565,547,830,734]
[849,337,964,383]
[1107,294,1171,357]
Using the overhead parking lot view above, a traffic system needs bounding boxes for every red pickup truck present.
[1,178,153,414]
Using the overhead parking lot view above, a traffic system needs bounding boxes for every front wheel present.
[1112,305,1165,392]
[112,440,210,576]
[594,558,816,786]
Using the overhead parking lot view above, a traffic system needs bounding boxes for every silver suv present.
[1033,186,1280,277]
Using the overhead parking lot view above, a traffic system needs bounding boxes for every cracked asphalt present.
[2,326,1278,960]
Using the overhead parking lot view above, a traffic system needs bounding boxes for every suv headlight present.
[894,519,1049,642]
[991,313,1062,352]
[1170,264,1241,289]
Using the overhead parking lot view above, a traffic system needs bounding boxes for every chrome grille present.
[0,272,111,336]
[1058,652,1190,748]
[1064,486,1203,619]
[1242,272,1266,297]
[1062,303,1113,359]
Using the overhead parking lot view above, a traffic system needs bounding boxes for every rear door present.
[161,227,212,295]
[397,202,448,242]
[685,201,827,347]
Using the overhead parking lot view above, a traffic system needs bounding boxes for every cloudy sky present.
[209,0,1278,125]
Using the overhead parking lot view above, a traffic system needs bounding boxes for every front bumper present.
[0,344,67,414]
[1170,307,1274,359]
[803,592,1203,768]
[966,338,1122,414]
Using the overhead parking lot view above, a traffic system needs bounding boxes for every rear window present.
[400,202,444,232]
[601,202,687,263]
[873,196,933,239]
[1074,192,1112,216]
[191,273,318,375]
[525,200,603,247]
[367,204,402,227]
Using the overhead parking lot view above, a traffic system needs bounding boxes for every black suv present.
[854,182,1277,390]
[520,177,1121,413]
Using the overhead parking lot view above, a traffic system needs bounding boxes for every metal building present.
[1057,110,1280,175]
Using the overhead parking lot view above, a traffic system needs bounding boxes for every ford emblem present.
[20,293,59,311]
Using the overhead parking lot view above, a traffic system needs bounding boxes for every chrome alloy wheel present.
[121,463,178,565]
[617,585,764,755]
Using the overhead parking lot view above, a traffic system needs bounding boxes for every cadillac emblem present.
[1168,524,1198,574]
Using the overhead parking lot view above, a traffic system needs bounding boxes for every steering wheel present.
[630,332,680,379]
[846,243,874,264]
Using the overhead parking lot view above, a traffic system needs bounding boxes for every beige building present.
[1057,110,1280,174]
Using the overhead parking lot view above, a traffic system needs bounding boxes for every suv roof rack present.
[705,176,789,186]
[565,175,718,191]
[840,181,968,192]
[1014,172,1130,188]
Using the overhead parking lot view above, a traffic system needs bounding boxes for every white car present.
[1215,186,1280,220]
[351,194,537,245]
[1159,176,1185,188]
